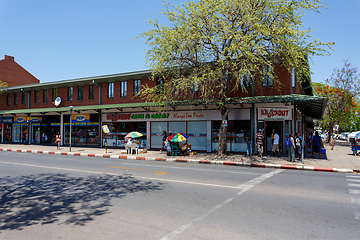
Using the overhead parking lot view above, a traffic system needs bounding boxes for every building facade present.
[0,57,327,153]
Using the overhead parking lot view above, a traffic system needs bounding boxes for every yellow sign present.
[102,125,110,134]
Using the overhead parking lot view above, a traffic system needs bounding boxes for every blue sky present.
[0,0,359,84]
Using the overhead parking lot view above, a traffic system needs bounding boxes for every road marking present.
[108,166,169,175]
[347,175,360,179]
[347,179,360,183]
[160,169,283,240]
[351,198,360,204]
[349,189,360,194]
[121,162,261,175]
[348,183,360,188]
[0,160,243,189]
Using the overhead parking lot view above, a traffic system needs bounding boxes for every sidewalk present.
[0,140,358,173]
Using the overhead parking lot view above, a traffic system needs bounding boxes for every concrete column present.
[60,113,64,146]
[146,121,151,149]
[207,120,212,152]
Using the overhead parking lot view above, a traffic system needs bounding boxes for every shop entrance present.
[265,121,283,152]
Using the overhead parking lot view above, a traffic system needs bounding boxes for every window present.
[262,66,273,87]
[7,93,10,106]
[43,89,48,103]
[120,81,127,97]
[67,87,73,101]
[14,93,18,105]
[22,91,26,105]
[292,67,296,88]
[108,82,114,98]
[52,88,57,102]
[241,73,252,89]
[34,90,39,103]
[156,78,164,94]
[89,84,94,100]
[78,86,83,100]
[133,79,140,96]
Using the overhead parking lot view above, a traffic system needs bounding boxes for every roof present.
[1,69,152,93]
[0,94,327,119]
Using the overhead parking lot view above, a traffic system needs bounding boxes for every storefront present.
[64,114,100,146]
[102,109,251,152]
[257,107,293,152]
[0,117,13,143]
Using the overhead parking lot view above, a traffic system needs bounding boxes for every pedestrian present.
[161,131,167,152]
[271,130,280,157]
[295,132,302,161]
[256,129,264,157]
[55,132,61,150]
[287,133,296,162]
[245,129,252,156]
[311,131,324,159]
[42,132,46,144]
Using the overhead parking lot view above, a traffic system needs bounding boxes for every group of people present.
[161,131,191,156]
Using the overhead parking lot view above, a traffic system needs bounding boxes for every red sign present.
[258,108,292,120]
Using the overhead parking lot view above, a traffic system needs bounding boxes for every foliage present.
[0,81,7,93]
[139,0,333,155]
[313,61,360,143]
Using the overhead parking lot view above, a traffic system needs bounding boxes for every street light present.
[69,106,74,152]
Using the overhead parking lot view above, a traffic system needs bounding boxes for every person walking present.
[295,132,303,161]
[256,129,264,157]
[55,132,61,150]
[271,130,280,157]
[287,133,296,162]
[245,129,252,156]
[311,131,324,159]
[161,131,167,152]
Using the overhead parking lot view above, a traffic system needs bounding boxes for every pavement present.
[0,140,359,173]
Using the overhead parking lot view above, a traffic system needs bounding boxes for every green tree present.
[314,61,360,149]
[0,81,7,93]
[140,0,333,155]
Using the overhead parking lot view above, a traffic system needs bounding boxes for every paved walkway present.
[0,140,359,173]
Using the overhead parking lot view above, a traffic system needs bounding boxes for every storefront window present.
[187,121,207,151]
[65,123,99,146]
[169,121,186,135]
[4,124,12,142]
[12,124,28,143]
[102,122,146,148]
[151,122,167,149]
[211,121,230,151]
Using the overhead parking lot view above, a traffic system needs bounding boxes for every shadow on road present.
[0,173,164,231]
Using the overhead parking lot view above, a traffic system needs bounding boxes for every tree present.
[314,60,360,149]
[140,0,333,155]
[0,81,7,93]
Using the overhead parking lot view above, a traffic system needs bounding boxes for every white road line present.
[347,175,360,179]
[160,169,283,240]
[347,179,360,183]
[348,183,360,188]
[349,189,360,194]
[0,160,243,189]
[355,212,360,220]
[121,162,261,175]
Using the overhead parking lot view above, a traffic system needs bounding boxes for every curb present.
[0,148,354,174]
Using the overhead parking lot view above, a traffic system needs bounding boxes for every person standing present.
[287,133,296,162]
[245,129,252,156]
[161,131,167,152]
[271,130,280,157]
[55,132,61,150]
[295,132,302,161]
[256,129,264,157]
[311,131,324,159]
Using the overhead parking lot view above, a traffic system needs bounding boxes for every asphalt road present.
[0,151,359,240]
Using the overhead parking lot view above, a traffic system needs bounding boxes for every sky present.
[0,0,359,84]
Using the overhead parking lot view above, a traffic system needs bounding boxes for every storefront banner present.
[27,117,42,123]
[258,108,292,120]
[72,114,90,123]
[0,116,13,123]
[51,123,61,126]
[14,116,27,123]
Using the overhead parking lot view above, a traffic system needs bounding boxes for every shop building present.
[0,58,327,153]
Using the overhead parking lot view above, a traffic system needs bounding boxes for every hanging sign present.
[0,116,13,124]
[72,114,90,123]
[14,116,27,123]
[258,108,292,120]
[27,117,42,123]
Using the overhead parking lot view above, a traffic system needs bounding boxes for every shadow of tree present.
[0,173,164,231]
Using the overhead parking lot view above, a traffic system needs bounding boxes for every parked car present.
[348,131,360,143]
[338,132,350,140]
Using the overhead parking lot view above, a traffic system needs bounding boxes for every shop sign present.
[106,113,170,122]
[14,116,27,123]
[72,114,90,123]
[51,123,61,126]
[0,116,13,123]
[102,125,110,134]
[258,108,292,120]
[27,117,42,123]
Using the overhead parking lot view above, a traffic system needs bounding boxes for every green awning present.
[0,94,327,119]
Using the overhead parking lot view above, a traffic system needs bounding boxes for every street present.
[0,151,359,240]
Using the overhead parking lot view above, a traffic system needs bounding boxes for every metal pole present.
[69,108,72,152]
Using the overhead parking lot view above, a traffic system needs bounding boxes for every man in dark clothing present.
[311,131,324,159]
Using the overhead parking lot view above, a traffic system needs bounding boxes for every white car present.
[348,131,360,142]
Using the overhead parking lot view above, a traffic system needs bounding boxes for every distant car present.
[348,131,360,143]
[338,132,350,140]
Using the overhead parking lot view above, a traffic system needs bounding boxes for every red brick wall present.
[0,55,39,87]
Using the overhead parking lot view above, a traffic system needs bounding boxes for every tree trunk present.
[217,106,230,156]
